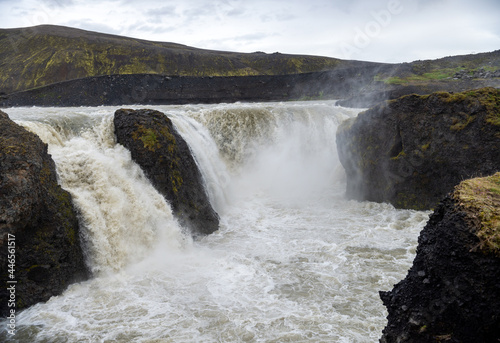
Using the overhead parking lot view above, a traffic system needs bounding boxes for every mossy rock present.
[0,110,88,317]
[337,87,500,210]
[114,108,219,236]
[453,172,500,257]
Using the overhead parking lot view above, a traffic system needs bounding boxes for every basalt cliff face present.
[113,108,219,236]
[0,69,386,107]
[0,110,88,316]
[380,173,500,342]
[336,87,500,210]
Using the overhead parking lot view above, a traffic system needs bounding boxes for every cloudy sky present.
[0,0,499,63]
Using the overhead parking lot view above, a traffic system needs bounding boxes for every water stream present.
[1,101,428,342]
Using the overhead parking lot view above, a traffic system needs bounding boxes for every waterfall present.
[1,102,428,343]
[170,101,358,206]
[17,112,187,275]
[12,101,360,275]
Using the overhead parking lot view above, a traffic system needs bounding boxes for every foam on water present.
[1,102,428,342]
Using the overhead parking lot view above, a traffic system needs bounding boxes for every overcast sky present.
[1,0,499,63]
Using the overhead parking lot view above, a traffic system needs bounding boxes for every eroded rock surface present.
[380,173,500,342]
[113,108,219,236]
[0,110,88,316]
[337,87,500,210]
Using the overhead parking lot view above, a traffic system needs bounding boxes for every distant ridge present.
[0,25,363,94]
[1,25,499,107]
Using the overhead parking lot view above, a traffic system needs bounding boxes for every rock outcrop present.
[336,87,500,210]
[0,110,88,317]
[113,108,219,236]
[380,173,500,342]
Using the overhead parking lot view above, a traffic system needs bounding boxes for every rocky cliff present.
[0,110,88,317]
[0,67,391,107]
[336,87,500,210]
[380,173,500,342]
[114,108,219,236]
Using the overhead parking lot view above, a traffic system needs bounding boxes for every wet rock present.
[113,108,219,236]
[0,110,89,317]
[336,87,500,210]
[380,173,500,342]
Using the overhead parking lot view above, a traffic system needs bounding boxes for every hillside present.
[1,25,499,107]
[0,25,362,94]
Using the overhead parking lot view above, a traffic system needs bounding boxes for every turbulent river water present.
[1,101,429,342]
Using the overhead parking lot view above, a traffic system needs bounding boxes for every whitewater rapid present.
[1,101,428,342]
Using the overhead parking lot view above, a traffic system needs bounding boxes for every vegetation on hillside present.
[0,25,347,94]
[374,50,500,85]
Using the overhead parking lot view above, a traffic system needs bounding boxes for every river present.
[1,101,428,342]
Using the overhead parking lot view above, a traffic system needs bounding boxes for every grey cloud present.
[40,0,75,8]
[145,5,176,17]
[144,5,178,24]
[182,5,216,18]
[227,7,244,16]
[133,23,177,35]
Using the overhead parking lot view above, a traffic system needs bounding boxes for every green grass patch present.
[454,172,500,257]
[375,65,500,85]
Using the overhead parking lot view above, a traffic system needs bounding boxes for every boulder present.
[0,110,88,317]
[336,87,500,210]
[380,173,500,342]
[113,108,219,236]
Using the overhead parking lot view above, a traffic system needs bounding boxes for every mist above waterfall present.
[177,102,358,207]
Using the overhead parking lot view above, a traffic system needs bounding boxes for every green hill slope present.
[0,25,349,94]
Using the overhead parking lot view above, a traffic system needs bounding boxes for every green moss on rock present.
[336,87,500,210]
[132,125,160,151]
[453,172,500,257]
[114,108,218,235]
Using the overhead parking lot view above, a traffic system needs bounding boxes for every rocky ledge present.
[380,173,500,342]
[0,110,88,317]
[336,87,500,210]
[114,109,219,236]
[0,69,382,107]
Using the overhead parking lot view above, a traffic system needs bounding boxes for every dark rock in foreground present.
[114,108,219,236]
[336,87,500,210]
[380,173,500,342]
[0,110,88,317]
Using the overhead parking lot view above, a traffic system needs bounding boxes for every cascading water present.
[1,101,429,342]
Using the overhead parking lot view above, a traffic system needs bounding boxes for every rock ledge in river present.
[380,173,500,342]
[336,87,500,210]
[113,108,219,236]
[0,110,88,316]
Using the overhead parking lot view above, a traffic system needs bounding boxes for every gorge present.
[0,24,499,343]
[0,101,429,342]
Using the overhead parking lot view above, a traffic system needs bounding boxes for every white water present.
[1,101,428,342]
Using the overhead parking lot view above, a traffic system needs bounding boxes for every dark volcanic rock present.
[380,173,500,342]
[336,87,500,210]
[0,67,392,107]
[0,110,88,317]
[114,108,219,236]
